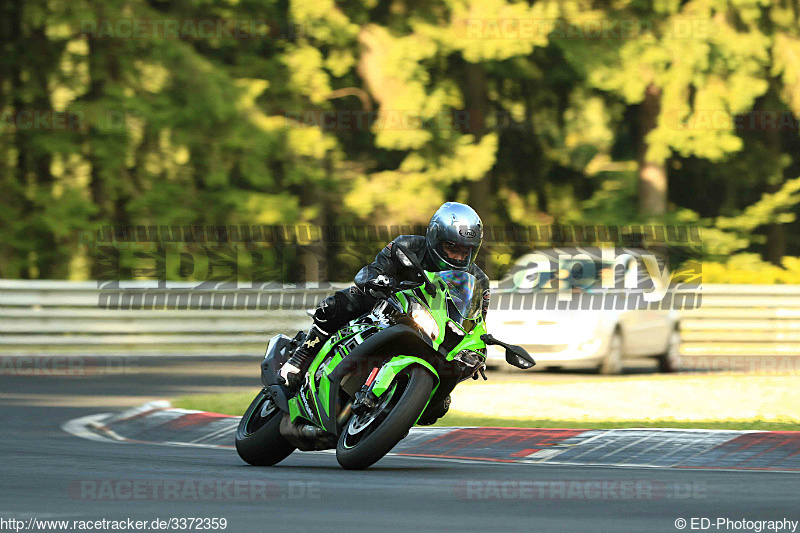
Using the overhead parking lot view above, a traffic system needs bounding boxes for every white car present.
[486,248,681,374]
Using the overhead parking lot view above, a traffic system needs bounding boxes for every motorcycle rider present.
[279,202,489,424]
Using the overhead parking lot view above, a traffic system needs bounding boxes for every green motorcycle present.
[235,244,535,470]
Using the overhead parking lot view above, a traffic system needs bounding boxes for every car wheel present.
[658,329,682,373]
[599,331,623,375]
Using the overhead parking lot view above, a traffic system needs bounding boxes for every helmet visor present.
[438,241,474,268]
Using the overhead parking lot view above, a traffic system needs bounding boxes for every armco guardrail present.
[1,280,798,358]
[678,284,800,357]
[0,280,348,356]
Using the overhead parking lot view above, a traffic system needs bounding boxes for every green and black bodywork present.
[235,244,535,470]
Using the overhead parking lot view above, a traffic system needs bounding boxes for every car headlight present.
[578,337,601,352]
[410,301,439,340]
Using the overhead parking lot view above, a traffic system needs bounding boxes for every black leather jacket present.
[354,235,491,318]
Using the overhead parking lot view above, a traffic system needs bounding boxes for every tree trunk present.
[29,26,61,278]
[0,0,24,277]
[85,22,112,279]
[762,82,787,266]
[637,83,667,216]
[766,214,786,265]
[461,62,496,277]
[11,2,60,278]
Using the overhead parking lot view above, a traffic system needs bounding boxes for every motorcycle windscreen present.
[436,270,482,324]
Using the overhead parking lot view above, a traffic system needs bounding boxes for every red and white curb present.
[63,403,800,472]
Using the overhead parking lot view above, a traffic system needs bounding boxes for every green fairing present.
[446,320,488,360]
[288,397,304,420]
[395,292,408,310]
[307,337,336,416]
[371,356,438,397]
[371,356,440,425]
[316,351,342,416]
[415,272,488,355]
[419,272,448,350]
[285,270,489,430]
[289,327,363,423]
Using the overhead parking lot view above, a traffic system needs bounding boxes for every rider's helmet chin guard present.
[425,202,483,272]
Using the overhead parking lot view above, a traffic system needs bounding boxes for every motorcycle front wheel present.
[336,366,434,470]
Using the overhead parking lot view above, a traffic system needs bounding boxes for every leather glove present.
[365,274,397,299]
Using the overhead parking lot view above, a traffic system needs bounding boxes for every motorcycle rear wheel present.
[235,389,296,466]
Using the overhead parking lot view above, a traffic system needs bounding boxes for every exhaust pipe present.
[279,414,337,450]
[337,402,353,426]
[298,425,328,440]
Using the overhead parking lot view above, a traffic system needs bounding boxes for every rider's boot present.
[279,325,331,394]
[417,395,451,425]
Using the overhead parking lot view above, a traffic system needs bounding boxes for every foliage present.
[702,254,800,284]
[2,0,800,281]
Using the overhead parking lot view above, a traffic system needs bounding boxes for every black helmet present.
[426,202,483,271]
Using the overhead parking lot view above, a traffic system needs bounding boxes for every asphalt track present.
[2,356,799,533]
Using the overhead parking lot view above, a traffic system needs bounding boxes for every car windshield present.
[506,261,624,292]
[435,270,482,322]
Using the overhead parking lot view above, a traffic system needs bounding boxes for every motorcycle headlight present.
[410,301,439,340]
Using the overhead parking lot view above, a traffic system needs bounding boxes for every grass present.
[172,372,800,432]
[173,391,257,416]
[434,412,800,431]
[449,373,800,424]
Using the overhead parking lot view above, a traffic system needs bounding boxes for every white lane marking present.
[100,400,171,425]
[565,435,624,461]
[609,427,764,434]
[62,413,800,473]
[596,433,660,460]
[558,430,610,447]
[672,434,748,467]
[615,434,683,465]
[522,459,800,474]
[60,410,459,450]
[62,407,800,474]
[525,448,566,460]
[652,441,706,463]
[61,413,117,443]
[90,422,129,442]
[163,441,233,449]
[188,421,241,444]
